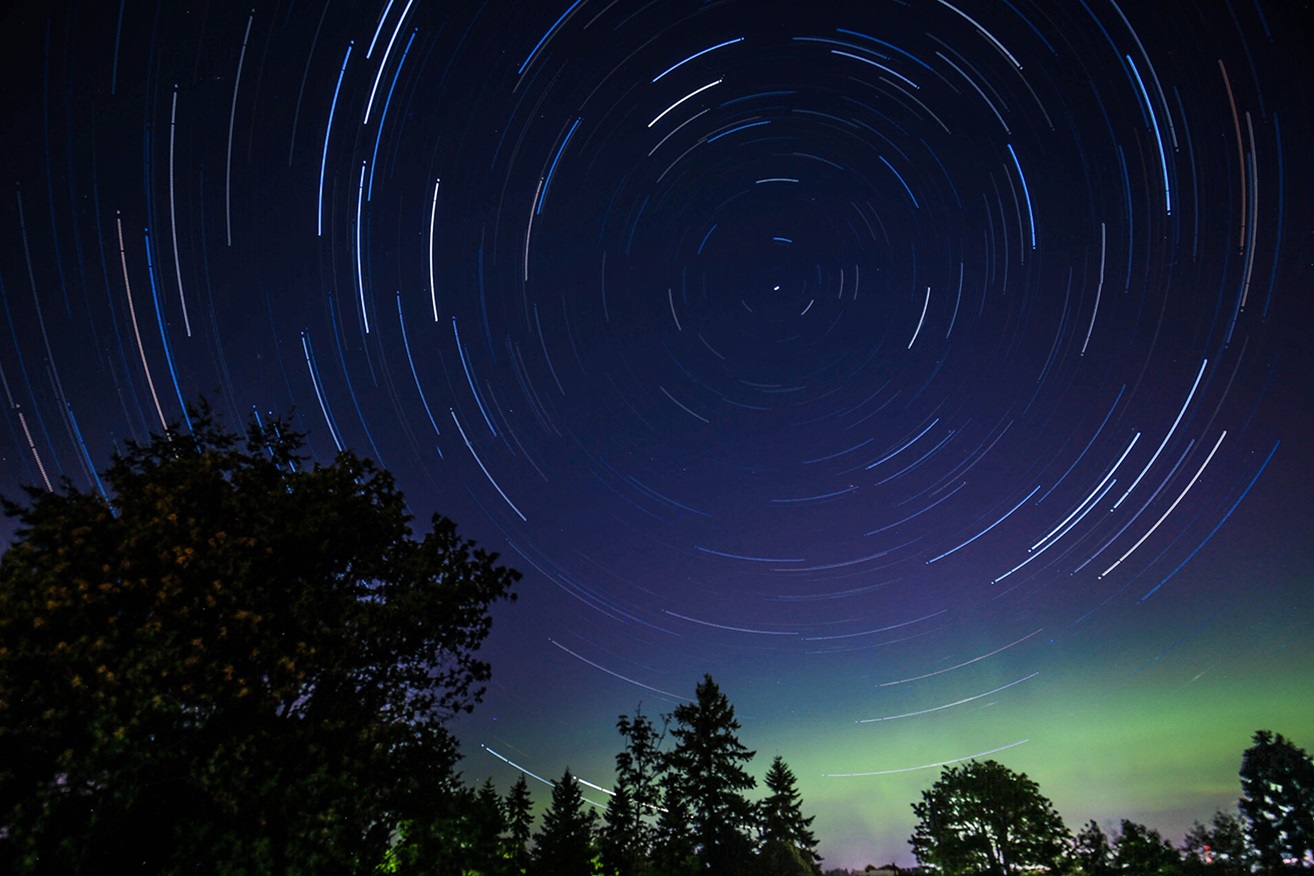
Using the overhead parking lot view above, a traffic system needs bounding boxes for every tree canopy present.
[0,410,520,873]
[909,759,1069,876]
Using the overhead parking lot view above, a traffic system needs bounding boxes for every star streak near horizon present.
[0,0,1311,868]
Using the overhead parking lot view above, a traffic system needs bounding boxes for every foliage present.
[759,756,822,873]
[758,839,821,876]
[601,706,665,876]
[532,768,598,876]
[665,674,758,875]
[909,759,1069,876]
[1181,809,1252,875]
[1239,730,1314,873]
[1110,819,1180,875]
[0,409,520,873]
[1072,820,1115,876]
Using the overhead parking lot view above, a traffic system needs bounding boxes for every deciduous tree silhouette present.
[1072,820,1115,876]
[909,759,1069,876]
[0,409,520,874]
[1182,810,1252,875]
[1110,819,1180,875]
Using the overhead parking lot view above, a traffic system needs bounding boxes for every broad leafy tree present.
[759,756,822,874]
[1110,819,1180,875]
[909,759,1069,876]
[601,706,666,876]
[1239,730,1314,873]
[0,410,520,873]
[1072,820,1115,876]
[665,675,758,874]
[532,768,598,876]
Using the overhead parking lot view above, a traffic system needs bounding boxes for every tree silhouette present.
[0,409,520,873]
[1110,819,1180,875]
[909,759,1069,876]
[504,773,535,875]
[532,768,598,876]
[759,756,822,874]
[602,706,665,876]
[651,778,699,876]
[1072,820,1115,876]
[1239,730,1314,873]
[1182,809,1251,875]
[665,675,759,874]
[468,778,509,876]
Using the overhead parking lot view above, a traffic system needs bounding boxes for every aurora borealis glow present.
[1,0,1311,868]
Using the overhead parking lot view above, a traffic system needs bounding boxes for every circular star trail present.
[2,0,1311,866]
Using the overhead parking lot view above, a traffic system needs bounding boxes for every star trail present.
[1,0,1311,867]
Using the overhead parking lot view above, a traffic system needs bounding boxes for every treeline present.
[876,728,1314,876]
[3,412,1309,875]
[392,674,822,876]
[0,412,821,875]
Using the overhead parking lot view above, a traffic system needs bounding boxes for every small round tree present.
[909,759,1070,876]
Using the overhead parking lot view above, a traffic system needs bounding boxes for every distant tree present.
[759,756,822,873]
[532,768,598,876]
[1239,730,1314,873]
[1072,820,1115,876]
[666,675,758,874]
[1182,810,1252,875]
[601,706,666,876]
[0,409,520,873]
[909,759,1070,876]
[504,773,536,874]
[1110,819,1180,875]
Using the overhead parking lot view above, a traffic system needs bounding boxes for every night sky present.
[1,0,1312,868]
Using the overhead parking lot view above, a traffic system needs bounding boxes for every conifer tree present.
[651,778,699,876]
[532,768,597,876]
[503,773,535,875]
[758,756,821,873]
[468,778,508,876]
[1239,730,1314,873]
[665,675,757,874]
